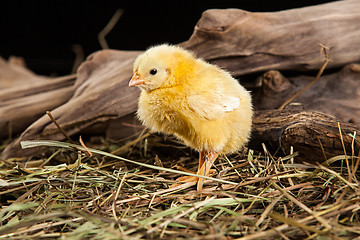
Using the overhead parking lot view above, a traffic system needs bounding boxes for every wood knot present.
[197,9,247,32]
[261,70,291,95]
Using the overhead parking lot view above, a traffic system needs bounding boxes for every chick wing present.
[187,90,240,120]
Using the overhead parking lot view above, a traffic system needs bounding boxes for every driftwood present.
[0,57,48,89]
[1,50,141,158]
[251,110,359,161]
[254,64,360,124]
[0,58,76,140]
[1,1,360,160]
[181,0,360,76]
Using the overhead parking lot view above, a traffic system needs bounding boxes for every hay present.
[0,132,360,239]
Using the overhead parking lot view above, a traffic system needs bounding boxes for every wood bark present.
[0,57,49,89]
[181,0,360,76]
[251,110,360,162]
[1,1,360,160]
[1,50,141,158]
[0,58,76,140]
[254,64,360,124]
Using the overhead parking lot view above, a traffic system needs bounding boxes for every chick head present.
[129,44,195,91]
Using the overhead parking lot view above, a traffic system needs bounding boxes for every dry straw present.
[0,130,359,239]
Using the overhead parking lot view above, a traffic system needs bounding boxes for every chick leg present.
[173,151,219,191]
[196,151,219,191]
[172,151,218,190]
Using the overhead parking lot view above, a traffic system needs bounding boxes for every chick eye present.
[150,69,157,75]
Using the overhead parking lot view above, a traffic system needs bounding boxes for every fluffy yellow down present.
[133,44,253,155]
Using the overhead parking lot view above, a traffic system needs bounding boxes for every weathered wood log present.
[254,64,360,124]
[0,57,49,89]
[182,0,360,76]
[250,110,360,162]
[0,58,76,139]
[1,50,141,158]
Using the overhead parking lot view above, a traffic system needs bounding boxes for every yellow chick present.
[129,44,253,191]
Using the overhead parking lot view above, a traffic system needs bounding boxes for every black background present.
[2,0,335,75]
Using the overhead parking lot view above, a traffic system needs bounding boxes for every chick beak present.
[129,73,145,87]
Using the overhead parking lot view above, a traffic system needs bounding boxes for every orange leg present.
[196,151,219,191]
[173,150,219,191]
